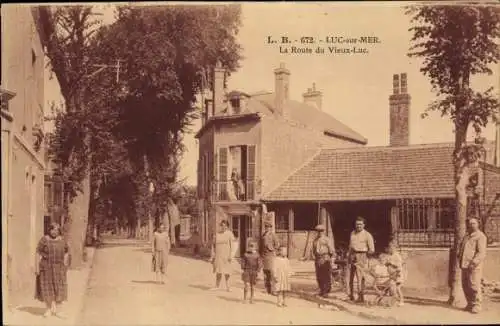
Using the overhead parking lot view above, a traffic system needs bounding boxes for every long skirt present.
[153,250,169,274]
[35,264,68,305]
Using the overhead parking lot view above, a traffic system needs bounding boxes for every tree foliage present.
[92,5,243,227]
[406,4,500,306]
[39,4,243,241]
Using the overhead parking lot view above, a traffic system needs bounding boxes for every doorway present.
[231,215,252,257]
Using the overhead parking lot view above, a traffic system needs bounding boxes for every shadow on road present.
[170,249,210,262]
[131,280,160,285]
[188,284,212,291]
[216,295,276,306]
[16,306,46,316]
[99,241,148,249]
[134,248,153,253]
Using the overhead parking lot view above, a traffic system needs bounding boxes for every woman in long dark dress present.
[35,223,70,318]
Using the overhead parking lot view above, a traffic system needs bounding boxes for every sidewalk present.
[4,247,96,326]
[288,259,500,325]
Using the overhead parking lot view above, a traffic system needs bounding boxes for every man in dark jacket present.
[313,224,335,298]
[260,222,280,295]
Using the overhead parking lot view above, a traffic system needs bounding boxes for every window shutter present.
[213,151,218,200]
[197,158,202,197]
[204,153,209,196]
[219,147,228,200]
[247,145,256,199]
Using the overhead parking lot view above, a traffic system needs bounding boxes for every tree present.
[38,4,243,250]
[37,5,103,267]
[406,5,500,306]
[91,4,243,237]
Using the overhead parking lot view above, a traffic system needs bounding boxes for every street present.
[77,239,373,325]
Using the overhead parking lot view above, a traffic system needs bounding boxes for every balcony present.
[211,179,261,202]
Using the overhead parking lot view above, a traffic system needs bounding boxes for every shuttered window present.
[246,145,256,200]
[197,158,202,197]
[218,147,228,200]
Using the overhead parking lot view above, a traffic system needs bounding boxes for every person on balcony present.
[230,169,246,201]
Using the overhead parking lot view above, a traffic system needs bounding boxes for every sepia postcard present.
[2,1,500,325]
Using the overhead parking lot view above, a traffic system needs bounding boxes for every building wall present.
[260,115,362,196]
[1,5,46,307]
[483,167,500,243]
[402,248,500,290]
[2,5,45,147]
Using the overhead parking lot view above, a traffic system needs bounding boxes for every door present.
[231,215,252,257]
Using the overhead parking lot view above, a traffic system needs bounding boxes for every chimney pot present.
[274,63,291,117]
[303,83,322,110]
[213,63,226,116]
[393,74,400,95]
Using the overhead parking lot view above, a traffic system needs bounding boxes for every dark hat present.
[264,222,272,227]
[315,224,325,231]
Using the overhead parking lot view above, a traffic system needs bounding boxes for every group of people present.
[32,215,487,317]
[209,220,293,307]
[206,215,487,314]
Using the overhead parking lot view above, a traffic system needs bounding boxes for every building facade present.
[264,74,500,289]
[1,5,47,308]
[195,63,367,257]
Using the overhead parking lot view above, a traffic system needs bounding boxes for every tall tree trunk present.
[449,126,468,306]
[86,174,99,246]
[66,174,91,269]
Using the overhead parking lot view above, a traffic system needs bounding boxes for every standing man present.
[348,216,375,303]
[260,221,280,295]
[458,217,487,314]
[312,224,335,298]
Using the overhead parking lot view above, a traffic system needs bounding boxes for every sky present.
[44,2,499,186]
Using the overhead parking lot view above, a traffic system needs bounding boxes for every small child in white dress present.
[273,246,293,307]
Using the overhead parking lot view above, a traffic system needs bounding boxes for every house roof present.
[264,143,463,202]
[249,92,367,144]
[195,90,367,144]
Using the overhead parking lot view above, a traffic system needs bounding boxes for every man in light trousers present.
[458,217,487,314]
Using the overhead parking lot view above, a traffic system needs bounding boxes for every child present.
[241,241,263,303]
[191,227,202,257]
[273,246,293,307]
[385,243,404,306]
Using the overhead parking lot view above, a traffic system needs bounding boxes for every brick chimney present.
[274,63,290,117]
[389,73,411,146]
[302,83,322,110]
[213,61,226,116]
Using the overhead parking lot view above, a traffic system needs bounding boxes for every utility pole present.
[143,155,155,242]
[88,59,123,82]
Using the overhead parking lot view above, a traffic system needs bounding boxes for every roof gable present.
[249,92,367,144]
[264,143,460,201]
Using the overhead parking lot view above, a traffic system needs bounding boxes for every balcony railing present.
[211,179,261,202]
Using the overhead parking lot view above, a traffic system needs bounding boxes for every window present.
[230,98,241,114]
[218,147,228,200]
[395,198,455,247]
[276,212,289,231]
[246,145,256,200]
[293,203,318,231]
[204,153,209,196]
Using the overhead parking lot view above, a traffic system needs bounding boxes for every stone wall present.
[401,247,500,290]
